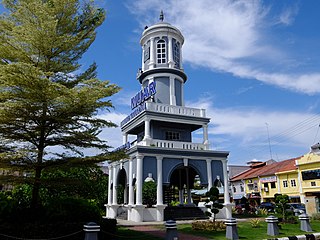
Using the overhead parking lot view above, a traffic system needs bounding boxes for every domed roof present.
[140,11,184,45]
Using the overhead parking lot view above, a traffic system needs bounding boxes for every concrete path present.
[126,225,210,240]
[118,219,211,240]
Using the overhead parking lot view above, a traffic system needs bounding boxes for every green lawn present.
[116,220,320,240]
[178,220,320,240]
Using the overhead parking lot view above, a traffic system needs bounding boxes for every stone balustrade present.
[146,102,206,117]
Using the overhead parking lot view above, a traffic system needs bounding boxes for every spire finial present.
[159,10,164,22]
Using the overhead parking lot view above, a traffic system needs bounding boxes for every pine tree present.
[0,0,123,209]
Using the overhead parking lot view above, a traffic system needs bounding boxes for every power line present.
[313,124,320,144]
[265,122,273,160]
[244,113,320,160]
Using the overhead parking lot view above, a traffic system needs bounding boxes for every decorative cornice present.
[137,68,187,83]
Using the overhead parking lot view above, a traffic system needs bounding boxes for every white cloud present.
[224,65,320,94]
[113,90,136,108]
[187,98,320,162]
[127,0,320,94]
[277,4,299,26]
[97,112,126,149]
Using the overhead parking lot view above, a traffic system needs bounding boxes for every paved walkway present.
[126,224,210,240]
[117,219,211,240]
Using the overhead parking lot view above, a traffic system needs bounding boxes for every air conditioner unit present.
[264,187,269,192]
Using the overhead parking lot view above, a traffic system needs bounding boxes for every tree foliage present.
[0,0,124,208]
[275,194,290,220]
[205,186,223,223]
[41,166,108,206]
[142,181,157,207]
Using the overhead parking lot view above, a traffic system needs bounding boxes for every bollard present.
[299,214,313,232]
[265,215,279,236]
[165,220,179,240]
[84,222,100,240]
[225,218,239,240]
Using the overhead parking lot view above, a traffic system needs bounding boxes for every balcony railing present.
[145,102,206,118]
[130,139,208,150]
[121,102,206,127]
[151,139,207,150]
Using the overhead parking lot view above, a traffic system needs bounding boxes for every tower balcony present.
[145,102,206,118]
[130,139,209,151]
[121,102,207,128]
[149,139,209,150]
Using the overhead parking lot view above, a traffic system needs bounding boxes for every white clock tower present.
[105,12,231,222]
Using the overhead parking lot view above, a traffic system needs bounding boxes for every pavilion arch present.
[117,168,128,204]
[167,163,202,204]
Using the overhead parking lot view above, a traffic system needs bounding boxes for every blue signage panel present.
[131,82,156,110]
[121,103,146,127]
[113,142,131,152]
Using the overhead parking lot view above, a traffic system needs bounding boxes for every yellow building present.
[296,143,320,215]
[231,158,299,204]
[231,145,320,216]
[275,169,300,202]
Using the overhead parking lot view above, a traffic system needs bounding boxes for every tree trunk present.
[31,166,42,209]
[31,113,46,209]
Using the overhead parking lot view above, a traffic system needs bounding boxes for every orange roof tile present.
[230,157,301,181]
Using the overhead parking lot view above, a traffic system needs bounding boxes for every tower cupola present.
[137,12,187,106]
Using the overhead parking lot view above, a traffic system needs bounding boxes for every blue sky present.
[2,0,320,165]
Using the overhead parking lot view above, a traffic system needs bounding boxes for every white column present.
[180,44,183,69]
[156,156,164,205]
[141,46,145,71]
[128,158,134,205]
[222,159,232,219]
[107,164,113,205]
[112,165,118,205]
[136,154,143,205]
[144,118,151,141]
[123,133,128,144]
[168,37,174,68]
[149,37,155,69]
[169,76,176,105]
[222,160,230,204]
[200,109,206,117]
[203,124,209,145]
[206,159,213,190]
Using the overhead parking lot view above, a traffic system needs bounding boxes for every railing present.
[145,102,206,118]
[149,139,207,150]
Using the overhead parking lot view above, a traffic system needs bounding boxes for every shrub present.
[258,208,269,216]
[275,194,290,220]
[0,197,103,239]
[250,218,261,228]
[205,187,223,222]
[284,215,298,224]
[311,213,320,221]
[0,191,15,219]
[12,184,32,208]
[169,200,180,206]
[192,220,226,231]
[45,197,102,223]
[142,181,157,207]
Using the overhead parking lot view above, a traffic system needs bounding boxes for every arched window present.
[157,39,166,64]
[173,41,180,68]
